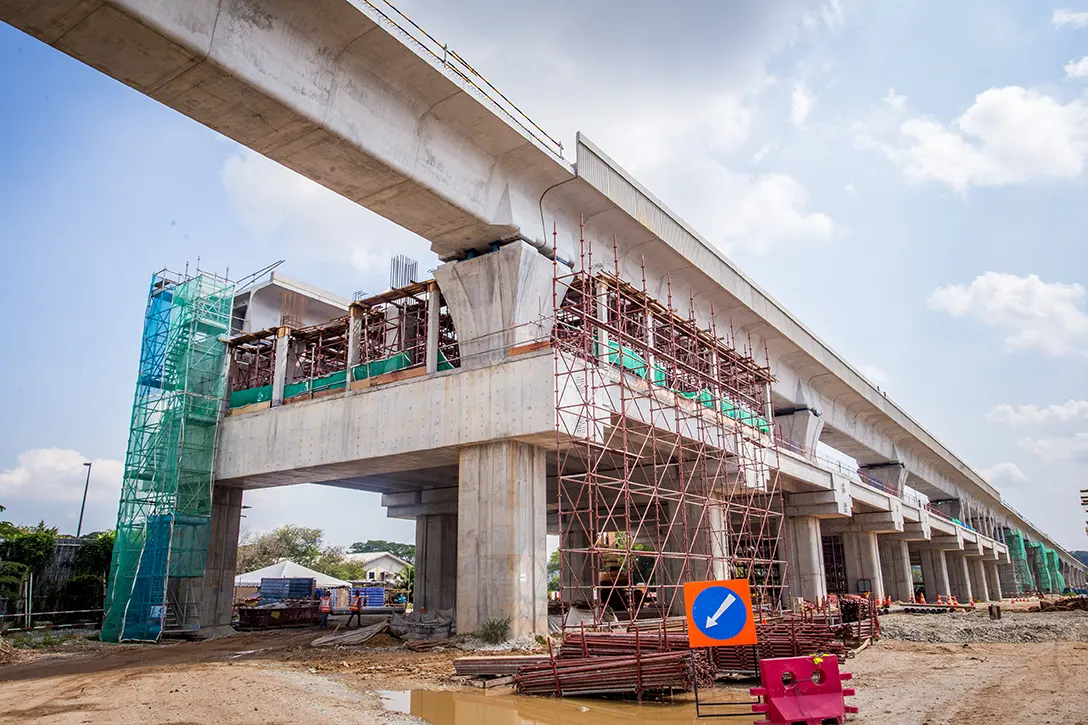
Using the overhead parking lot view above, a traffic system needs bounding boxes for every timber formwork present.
[553,229,787,628]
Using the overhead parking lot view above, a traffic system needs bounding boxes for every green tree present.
[348,539,415,563]
[547,550,561,592]
[236,525,325,573]
[0,521,58,571]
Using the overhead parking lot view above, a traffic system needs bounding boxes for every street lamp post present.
[77,462,92,537]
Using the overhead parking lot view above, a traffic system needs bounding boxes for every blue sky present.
[1,1,1086,551]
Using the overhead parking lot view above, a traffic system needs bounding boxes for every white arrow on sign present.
[705,592,737,629]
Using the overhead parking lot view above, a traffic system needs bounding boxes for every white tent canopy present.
[234,559,352,589]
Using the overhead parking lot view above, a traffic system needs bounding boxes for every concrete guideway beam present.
[457,440,547,636]
[823,505,905,535]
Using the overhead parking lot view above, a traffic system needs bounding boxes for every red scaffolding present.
[554,229,788,628]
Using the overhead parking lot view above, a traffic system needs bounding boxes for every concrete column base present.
[986,561,1003,601]
[200,485,243,628]
[457,441,547,637]
[415,513,457,615]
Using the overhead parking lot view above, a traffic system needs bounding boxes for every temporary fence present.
[553,227,787,628]
[101,271,234,642]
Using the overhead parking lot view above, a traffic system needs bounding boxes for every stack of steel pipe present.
[452,655,551,677]
[514,651,712,698]
[558,630,689,659]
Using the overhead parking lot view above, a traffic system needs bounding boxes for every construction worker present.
[319,591,332,628]
[348,589,365,629]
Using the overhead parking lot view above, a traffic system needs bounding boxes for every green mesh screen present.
[101,272,234,642]
[1004,530,1035,594]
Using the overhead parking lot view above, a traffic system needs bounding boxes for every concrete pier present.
[414,513,457,615]
[456,441,548,636]
[200,485,243,628]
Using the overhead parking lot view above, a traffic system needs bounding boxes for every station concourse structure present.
[2,0,1083,639]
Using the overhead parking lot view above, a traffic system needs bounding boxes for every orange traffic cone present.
[951,595,959,606]
[919,592,926,604]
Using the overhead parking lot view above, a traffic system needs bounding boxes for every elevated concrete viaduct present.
[5,0,1083,633]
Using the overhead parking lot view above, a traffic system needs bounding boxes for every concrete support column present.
[787,516,827,603]
[841,531,884,598]
[968,558,990,602]
[457,441,547,637]
[879,537,914,602]
[986,561,1003,601]
[271,327,291,406]
[918,548,951,602]
[435,241,558,370]
[414,513,457,615]
[947,553,973,603]
[200,485,243,628]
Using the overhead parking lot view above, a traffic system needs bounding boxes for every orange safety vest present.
[351,594,363,612]
[320,595,332,613]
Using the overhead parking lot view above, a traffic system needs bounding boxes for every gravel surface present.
[879,609,1088,643]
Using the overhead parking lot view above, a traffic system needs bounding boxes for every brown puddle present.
[379,688,759,724]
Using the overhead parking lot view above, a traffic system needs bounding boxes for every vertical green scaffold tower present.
[101,271,234,642]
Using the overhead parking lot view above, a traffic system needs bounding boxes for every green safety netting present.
[229,349,456,409]
[599,339,771,434]
[102,273,234,642]
[1028,542,1056,593]
[1004,530,1035,593]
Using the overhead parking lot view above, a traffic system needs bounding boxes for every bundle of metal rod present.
[515,651,712,699]
[452,655,552,677]
[558,630,689,659]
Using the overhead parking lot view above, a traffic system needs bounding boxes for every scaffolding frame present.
[102,270,234,642]
[554,228,787,628]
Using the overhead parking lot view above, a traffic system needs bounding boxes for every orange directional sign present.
[684,579,758,648]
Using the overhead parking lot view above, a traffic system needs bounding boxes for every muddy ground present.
[2,615,1087,725]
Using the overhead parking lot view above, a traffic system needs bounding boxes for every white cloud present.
[979,461,1028,484]
[0,449,123,534]
[1066,57,1088,78]
[1053,9,1088,28]
[220,150,435,275]
[861,86,1088,191]
[719,173,835,252]
[858,363,889,386]
[927,272,1088,355]
[791,82,816,127]
[989,400,1088,424]
[804,0,846,30]
[883,87,908,111]
[1021,431,1088,460]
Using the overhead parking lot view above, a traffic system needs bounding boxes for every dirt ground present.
[3,621,1088,725]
